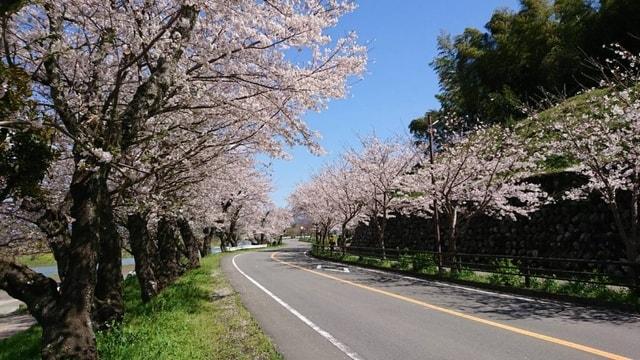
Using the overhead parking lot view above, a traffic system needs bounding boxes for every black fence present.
[311,244,639,290]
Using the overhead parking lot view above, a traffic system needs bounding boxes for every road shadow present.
[277,247,640,326]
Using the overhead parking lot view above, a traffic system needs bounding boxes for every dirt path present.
[0,315,35,340]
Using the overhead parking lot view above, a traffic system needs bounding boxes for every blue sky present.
[270,0,520,207]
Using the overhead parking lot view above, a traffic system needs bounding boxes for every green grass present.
[14,253,56,267]
[0,254,281,360]
[15,249,134,268]
[0,326,41,360]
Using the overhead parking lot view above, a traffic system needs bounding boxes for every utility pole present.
[428,114,444,274]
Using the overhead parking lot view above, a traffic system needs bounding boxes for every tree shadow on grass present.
[0,324,40,360]
[122,266,212,318]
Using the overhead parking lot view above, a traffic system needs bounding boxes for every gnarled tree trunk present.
[178,217,200,269]
[201,227,214,257]
[93,171,124,328]
[156,217,183,290]
[1,159,103,359]
[42,165,102,359]
[4,165,103,359]
[127,212,160,302]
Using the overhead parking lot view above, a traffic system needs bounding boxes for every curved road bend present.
[221,240,640,360]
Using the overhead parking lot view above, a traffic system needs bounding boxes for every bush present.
[488,258,522,287]
[412,253,437,274]
[398,255,413,270]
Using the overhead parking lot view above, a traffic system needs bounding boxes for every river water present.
[31,246,232,277]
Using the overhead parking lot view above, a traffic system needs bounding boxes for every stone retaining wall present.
[351,172,631,277]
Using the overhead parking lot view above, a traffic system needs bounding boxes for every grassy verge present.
[293,236,314,243]
[14,253,57,267]
[314,251,640,311]
[0,254,281,360]
[15,250,133,268]
[0,326,41,360]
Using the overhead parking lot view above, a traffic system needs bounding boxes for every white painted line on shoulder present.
[232,254,364,360]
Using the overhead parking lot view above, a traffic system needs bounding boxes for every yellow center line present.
[271,252,631,360]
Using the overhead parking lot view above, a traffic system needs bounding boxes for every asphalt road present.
[221,239,640,360]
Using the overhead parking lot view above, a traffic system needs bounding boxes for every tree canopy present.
[426,0,640,130]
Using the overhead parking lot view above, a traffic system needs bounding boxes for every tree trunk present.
[607,199,639,292]
[0,259,96,360]
[39,207,72,282]
[340,223,347,254]
[93,171,124,328]
[127,212,160,302]
[622,236,639,294]
[201,227,213,257]
[1,160,102,358]
[375,216,387,260]
[230,233,238,247]
[324,226,329,245]
[448,208,460,273]
[45,165,102,359]
[178,217,200,269]
[226,213,239,249]
[156,217,183,289]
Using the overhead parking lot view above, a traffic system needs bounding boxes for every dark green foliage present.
[0,0,28,14]
[0,128,54,200]
[0,44,54,200]
[407,110,455,146]
[398,254,413,270]
[412,253,437,273]
[0,64,30,118]
[430,0,640,130]
[488,258,523,287]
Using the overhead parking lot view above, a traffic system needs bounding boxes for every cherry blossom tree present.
[545,48,640,289]
[189,155,274,250]
[1,1,366,357]
[317,161,365,250]
[344,135,419,258]
[288,175,338,246]
[398,126,547,270]
[256,206,293,244]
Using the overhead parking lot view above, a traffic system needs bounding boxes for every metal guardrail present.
[311,244,640,289]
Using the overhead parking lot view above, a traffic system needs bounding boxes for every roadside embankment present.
[0,253,281,360]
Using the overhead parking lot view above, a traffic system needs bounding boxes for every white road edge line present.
[232,254,364,360]
[303,251,555,305]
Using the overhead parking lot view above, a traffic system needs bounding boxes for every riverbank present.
[0,253,281,360]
